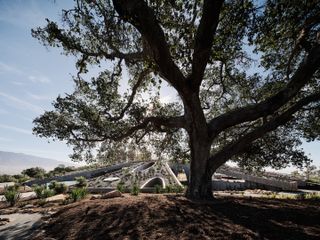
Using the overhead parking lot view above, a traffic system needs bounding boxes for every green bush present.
[32,184,54,199]
[32,184,45,198]
[42,189,55,198]
[154,184,162,194]
[75,176,88,188]
[305,192,320,200]
[0,174,15,183]
[164,184,173,193]
[116,182,125,193]
[70,188,88,202]
[48,181,68,194]
[172,184,184,193]
[4,186,20,206]
[130,182,140,196]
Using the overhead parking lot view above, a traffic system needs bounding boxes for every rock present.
[0,217,10,222]
[0,217,10,226]
[101,190,122,199]
[90,195,101,200]
[22,204,34,209]
[45,194,67,202]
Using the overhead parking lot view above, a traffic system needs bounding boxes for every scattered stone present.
[0,217,10,226]
[100,190,122,199]
[46,194,67,202]
[22,204,34,209]
[90,195,101,200]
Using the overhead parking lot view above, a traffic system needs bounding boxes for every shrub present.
[70,188,88,202]
[5,184,19,191]
[0,174,15,183]
[32,184,54,199]
[42,189,55,198]
[48,181,68,194]
[32,184,45,199]
[173,184,184,193]
[4,186,20,206]
[75,176,88,188]
[154,184,162,194]
[116,182,125,193]
[130,182,140,196]
[306,192,320,200]
[37,199,47,207]
[22,167,46,178]
[164,185,173,193]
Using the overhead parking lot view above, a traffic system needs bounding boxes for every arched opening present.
[141,177,165,189]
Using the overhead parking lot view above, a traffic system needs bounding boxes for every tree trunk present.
[186,139,213,200]
[182,91,213,200]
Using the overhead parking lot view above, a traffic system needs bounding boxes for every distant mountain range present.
[0,151,79,175]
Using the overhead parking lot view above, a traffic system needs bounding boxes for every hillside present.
[0,151,78,175]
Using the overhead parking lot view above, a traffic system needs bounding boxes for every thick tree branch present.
[208,93,320,172]
[191,0,224,87]
[69,115,185,142]
[112,0,187,93]
[111,116,186,141]
[106,69,151,121]
[208,44,320,139]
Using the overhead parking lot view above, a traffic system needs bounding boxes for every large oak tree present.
[33,0,320,199]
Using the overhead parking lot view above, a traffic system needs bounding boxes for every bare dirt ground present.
[30,194,320,240]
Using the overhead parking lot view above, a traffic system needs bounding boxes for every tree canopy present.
[32,0,320,199]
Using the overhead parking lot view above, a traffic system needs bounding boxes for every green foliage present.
[154,184,162,194]
[70,187,88,202]
[32,184,54,199]
[164,184,173,193]
[42,189,55,198]
[172,184,184,193]
[162,184,185,194]
[130,182,140,196]
[32,184,45,199]
[37,199,47,207]
[22,167,46,179]
[0,175,15,183]
[48,181,68,194]
[75,176,88,188]
[0,174,30,183]
[47,165,75,177]
[4,186,20,206]
[116,182,125,193]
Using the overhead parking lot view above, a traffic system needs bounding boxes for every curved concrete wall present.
[141,177,166,189]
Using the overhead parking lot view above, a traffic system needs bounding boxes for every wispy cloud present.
[27,92,53,101]
[28,75,51,84]
[0,62,23,75]
[0,61,51,85]
[0,123,31,135]
[0,92,44,114]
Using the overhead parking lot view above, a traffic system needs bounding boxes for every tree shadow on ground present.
[37,195,320,240]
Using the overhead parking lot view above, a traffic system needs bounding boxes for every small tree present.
[22,167,46,179]
[4,185,20,207]
[75,176,88,188]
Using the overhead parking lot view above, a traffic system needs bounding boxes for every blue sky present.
[0,0,319,170]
